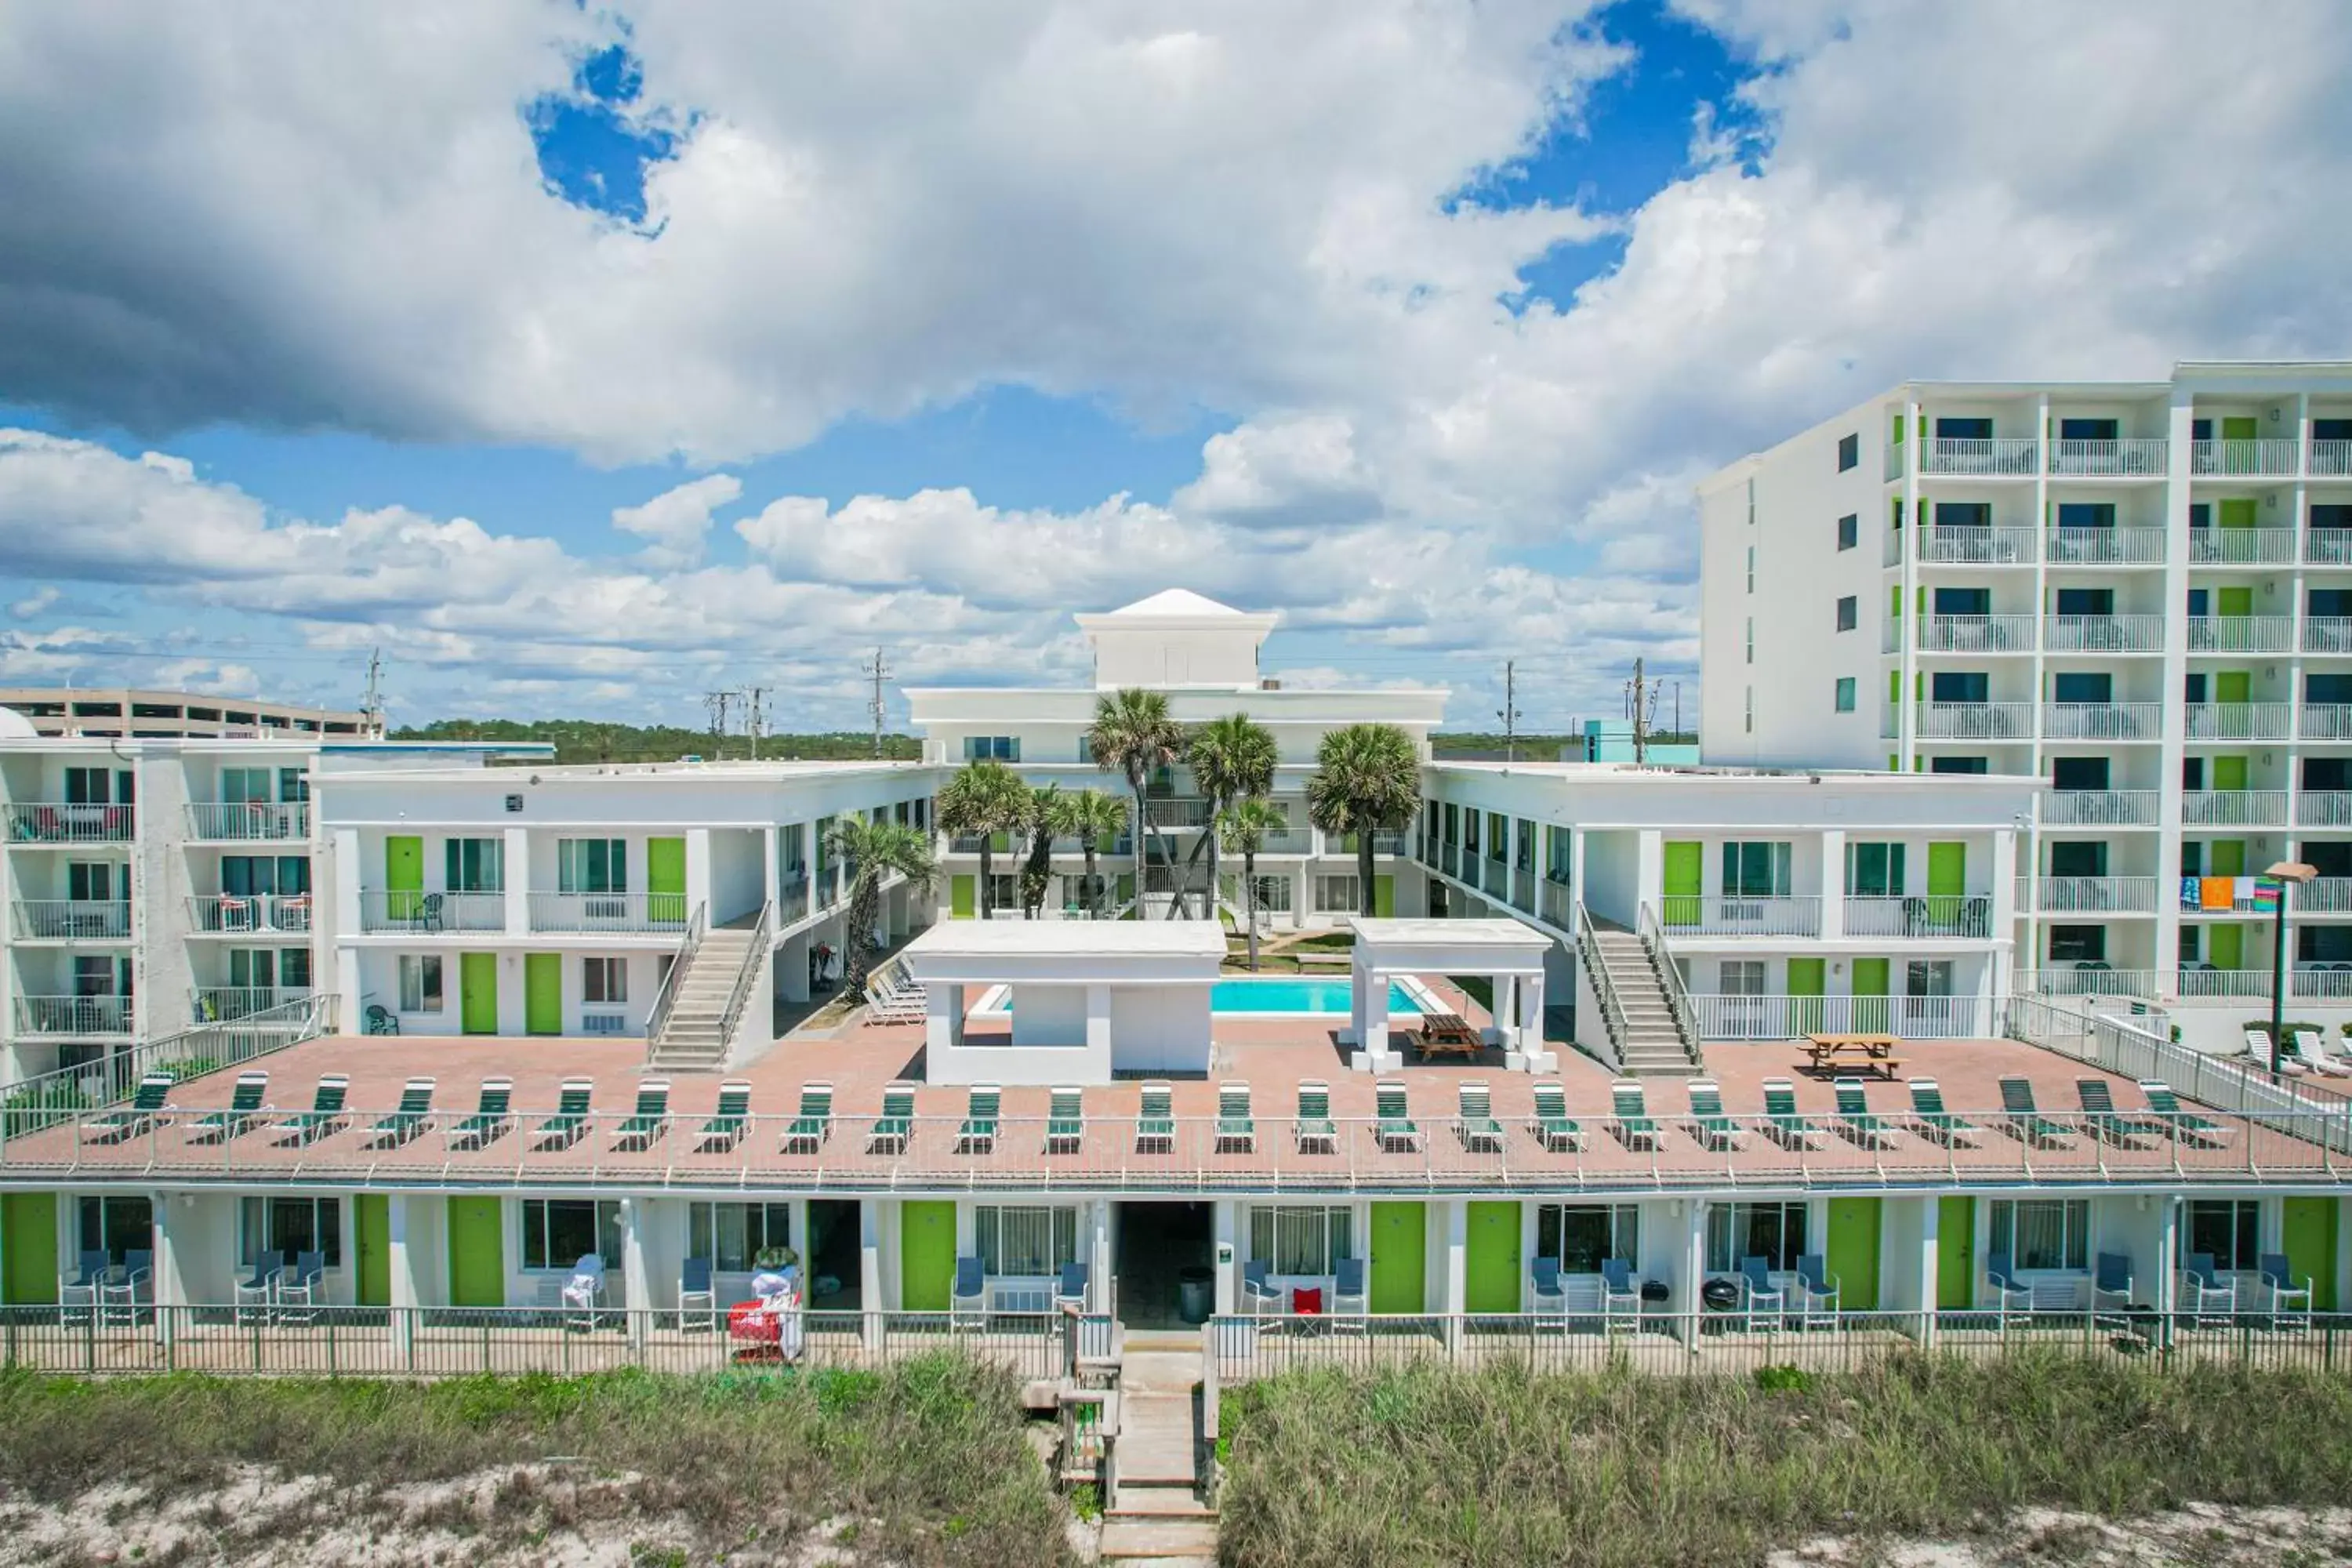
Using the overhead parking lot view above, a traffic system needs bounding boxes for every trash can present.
[1178,1265,1214,1324]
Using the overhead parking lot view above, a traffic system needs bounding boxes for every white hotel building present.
[1700,361,2352,1025]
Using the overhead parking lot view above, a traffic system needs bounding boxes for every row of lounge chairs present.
[2245,1026,2352,1079]
[862,961,927,1025]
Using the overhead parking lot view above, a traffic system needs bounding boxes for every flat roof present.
[1352,916,1547,949]
[902,920,1227,959]
[1431,760,2038,789]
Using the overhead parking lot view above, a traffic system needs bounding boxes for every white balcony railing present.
[2047,437,2169,476]
[1538,877,1573,931]
[528,890,691,934]
[2041,703,2162,741]
[1922,437,2040,476]
[192,985,312,1022]
[2042,614,2164,653]
[2013,967,2161,1000]
[183,801,310,840]
[358,888,508,933]
[1840,895,1993,938]
[2039,789,2159,826]
[2043,527,2166,565]
[2172,967,2273,999]
[2310,440,2352,477]
[2296,791,2352,826]
[2188,528,2297,565]
[2180,790,2288,826]
[2180,702,2289,740]
[2296,878,2352,913]
[13,994,133,1035]
[2304,528,2352,564]
[1920,525,2037,564]
[2,803,135,843]
[186,892,314,935]
[2186,616,2293,652]
[10,899,132,940]
[2302,706,2352,740]
[1684,993,1990,1041]
[2303,617,2352,654]
[1654,895,1820,938]
[2030,877,2160,914]
[2190,438,2299,476]
[1916,614,2037,652]
[1915,701,2034,740]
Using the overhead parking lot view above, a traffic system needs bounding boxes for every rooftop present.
[900,920,1226,960]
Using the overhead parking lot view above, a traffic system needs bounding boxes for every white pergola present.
[1342,916,1555,1074]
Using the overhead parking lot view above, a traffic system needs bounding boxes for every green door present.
[1662,840,1702,924]
[1936,1196,1973,1310]
[2209,840,2247,877]
[447,1196,503,1308]
[2215,670,2252,705]
[1464,1202,1521,1314]
[385,834,423,921]
[2209,924,2245,971]
[647,837,686,924]
[2212,755,2249,792]
[901,1200,956,1311]
[1787,957,1825,1036]
[524,953,562,1036]
[2,1192,58,1305]
[2217,496,2258,529]
[1372,876,1396,917]
[2283,1197,2339,1312]
[355,1194,391,1307]
[1852,958,1889,996]
[2216,585,2254,617]
[2222,416,2259,443]
[1926,843,1965,898]
[459,953,498,1035]
[1370,1201,1426,1314]
[949,875,976,919]
[1825,1198,1881,1312]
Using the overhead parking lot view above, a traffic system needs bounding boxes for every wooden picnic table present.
[1416,1012,1486,1061]
[1801,1033,1906,1079]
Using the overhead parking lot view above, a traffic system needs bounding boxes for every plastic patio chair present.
[2136,1081,2229,1148]
[2259,1253,2312,1327]
[612,1080,672,1151]
[1795,1254,1840,1327]
[696,1081,753,1152]
[2074,1078,2163,1147]
[1831,1079,1896,1149]
[270,1074,350,1146]
[190,1071,269,1145]
[1374,1080,1421,1152]
[679,1256,717,1332]
[1054,1261,1090,1313]
[869,1081,916,1155]
[1738,1256,1784,1333]
[1293,1080,1338,1154]
[1997,1076,2074,1149]
[533,1078,595,1151]
[1610,1081,1661,1150]
[1760,1078,1823,1149]
[956,1085,1000,1153]
[1529,1080,1582,1152]
[1455,1080,1503,1152]
[450,1077,514,1152]
[951,1255,987,1330]
[1906,1078,1978,1145]
[1045,1086,1084,1155]
[89,1073,173,1145]
[783,1082,833,1154]
[365,1076,436,1149]
[1985,1251,2032,1326]
[1134,1081,1174,1154]
[1684,1079,1742,1150]
[1215,1083,1255,1153]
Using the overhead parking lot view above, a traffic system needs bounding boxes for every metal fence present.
[0,994,337,1138]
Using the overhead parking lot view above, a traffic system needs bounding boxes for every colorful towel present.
[2199,877,2235,910]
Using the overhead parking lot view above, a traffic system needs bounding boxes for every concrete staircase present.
[644,923,762,1073]
[1098,1348,1218,1564]
[1586,926,1700,1076]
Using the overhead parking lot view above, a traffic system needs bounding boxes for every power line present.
[867,648,893,758]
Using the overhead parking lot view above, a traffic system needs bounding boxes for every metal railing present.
[1841,895,1994,937]
[713,902,773,1058]
[1572,903,1629,1060]
[12,899,132,940]
[192,986,311,1022]
[775,874,809,925]
[1144,798,1212,829]
[2303,706,2352,740]
[2042,703,2162,741]
[12,994,132,1035]
[1915,702,2034,740]
[2190,438,2299,476]
[0,994,335,1137]
[528,890,691,934]
[358,889,506,933]
[2311,440,2352,477]
[1920,525,2038,564]
[186,893,313,935]
[2043,614,2164,652]
[2013,968,2163,1000]
[1913,614,2036,653]
[2303,616,2352,654]
[2172,969,2275,999]
[2296,878,2352,913]
[2045,527,2166,564]
[1682,993,1991,1041]
[2298,791,2352,826]
[2180,790,2288,826]
[2039,789,2159,826]
[2,803,135,843]
[1654,894,1820,937]
[2306,528,2352,564]
[1538,876,1573,931]
[2184,703,2292,741]
[2047,437,2169,476]
[2187,615,2293,652]
[643,903,709,1052]
[183,802,309,840]
[2189,528,2297,565]
[2027,877,2160,914]
[1922,437,2040,475]
[2008,993,2350,1138]
[1635,902,1700,1051]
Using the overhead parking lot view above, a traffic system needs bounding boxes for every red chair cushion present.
[1291,1287,1323,1316]
[728,1300,781,1342]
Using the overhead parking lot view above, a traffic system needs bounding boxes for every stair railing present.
[644,902,709,1046]
[1636,902,1702,1062]
[1572,902,1629,1058]
[714,900,775,1056]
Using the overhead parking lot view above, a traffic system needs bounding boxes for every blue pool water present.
[1210,977,1421,1015]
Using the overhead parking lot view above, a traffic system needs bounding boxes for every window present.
[397,954,444,1012]
[1314,875,1360,913]
[2051,672,2112,705]
[1534,1204,1638,1272]
[522,1199,624,1270]
[1836,513,1858,551]
[1248,1205,1352,1276]
[2314,419,2352,441]
[1719,841,1791,897]
[688,1202,792,1272]
[1744,618,1755,663]
[2183,1200,2259,1272]
[1514,819,1534,871]
[1929,757,1989,775]
[2059,418,2118,441]
[241,1196,341,1268]
[2056,502,2116,530]
[2314,503,2352,530]
[583,956,627,1004]
[77,1195,153,1265]
[1932,501,1991,528]
[2050,757,2110,791]
[67,861,121,902]
[1707,1202,1809,1273]
[222,855,308,897]
[1846,842,1906,897]
[1904,960,1953,998]
[988,873,1020,910]
[1486,812,1508,862]
[1834,677,1857,713]
[2047,925,2106,964]
[1744,546,1756,593]
[220,766,273,804]
[1929,671,1988,704]
[1988,1199,2089,1272]
[557,838,626,893]
[976,1205,1081,1277]
[1934,586,1990,615]
[2047,841,2107,877]
[1720,960,1766,996]
[1935,417,1993,440]
[278,767,309,804]
[64,766,122,805]
[963,736,1021,762]
[1836,432,1859,471]
[445,837,504,892]
[1744,687,1753,734]
[1835,597,1857,632]
[1545,825,1572,881]
[2053,586,2113,616]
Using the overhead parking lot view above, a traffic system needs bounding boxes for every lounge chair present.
[1831,1078,1896,1149]
[450,1076,514,1151]
[270,1074,349,1146]
[1795,1254,1840,1325]
[2136,1080,2230,1147]
[679,1256,717,1332]
[2074,1078,2163,1147]
[1600,1257,1640,1331]
[1760,1077,1823,1149]
[533,1078,594,1151]
[956,1084,999,1153]
[782,1081,833,1153]
[365,1076,435,1149]
[1529,1080,1582,1152]
[1294,1080,1338,1154]
[1135,1081,1174,1154]
[2241,1026,2278,1065]
[1054,1261,1090,1313]
[1456,1080,1503,1152]
[951,1255,987,1329]
[1684,1079,1743,1150]
[189,1071,269,1145]
[1215,1083,1255,1153]
[1739,1256,1784,1332]
[1241,1259,1279,1316]
[1906,1078,1979,1146]
[2289,1029,2352,1078]
[869,1081,916,1155]
[1333,1256,1368,1320]
[1997,1076,2073,1149]
[2092,1252,2135,1317]
[2178,1251,2237,1325]
[1374,1080,1421,1152]
[1609,1080,1661,1151]
[862,961,927,1025]
[89,1073,174,1145]
[1530,1256,1566,1325]
[2258,1252,2312,1326]
[1046,1085,1084,1154]
[696,1080,752,1152]
[1986,1251,2032,1324]
[612,1079,672,1151]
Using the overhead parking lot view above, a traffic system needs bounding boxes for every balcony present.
[2186,615,2293,653]
[2303,617,2352,654]
[1144,798,1211,829]
[1253,829,1316,855]
[2188,528,2297,565]
[9,899,132,940]
[1480,856,1511,898]
[1842,895,1992,938]
[2306,528,2352,564]
[2027,877,2160,914]
[2041,702,2161,741]
[192,985,311,1022]
[186,892,313,935]
[2296,878,2352,913]
[2296,791,2352,827]
[1919,525,2036,564]
[1921,437,2039,476]
[2172,968,2271,999]
[13,994,133,1035]
[1915,701,2034,741]
[2043,527,2165,566]
[526,891,691,935]
[1684,993,1991,1041]
[2046,437,2168,477]
[2,803,135,844]
[1914,614,2037,653]
[358,888,508,934]
[183,801,309,841]
[2190,438,2299,476]
[775,875,809,925]
[2183,702,2292,741]
[2303,706,2352,740]
[2013,967,2160,1000]
[2039,789,2158,826]
[1656,894,1820,938]
[1538,876,1573,930]
[2180,790,2288,827]
[2311,439,2352,477]
[2042,614,2164,653]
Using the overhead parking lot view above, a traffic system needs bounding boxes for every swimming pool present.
[1210,977,1425,1016]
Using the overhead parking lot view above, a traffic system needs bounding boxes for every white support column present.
[1212,1200,1238,1315]
[621,1198,651,1348]
[1085,984,1111,1073]
[503,826,530,935]
[925,982,962,1063]
[388,1194,418,1364]
[2154,1196,2180,1344]
[1090,1200,1112,1314]
[1486,973,1512,1048]
[1515,974,1552,1073]
[1441,1200,1468,1350]
[1915,1195,1941,1348]
[860,1202,884,1351]
[1818,829,1846,941]
[1635,829,1664,922]
[762,826,780,916]
[1900,396,1922,768]
[1988,826,2018,1007]
[151,1189,179,1347]
[1681,1200,1708,1349]
[685,829,713,920]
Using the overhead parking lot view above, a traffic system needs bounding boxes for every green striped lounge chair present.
[1135,1081,1174,1154]
[1760,1078,1822,1150]
[1905,1078,1977,1145]
[2136,1080,2230,1148]
[1456,1080,1502,1152]
[696,1080,752,1152]
[956,1084,1000,1153]
[1374,1080,1421,1152]
[1831,1079,1896,1149]
[868,1081,916,1155]
[1046,1085,1084,1155]
[1294,1080,1338,1155]
[613,1079,672,1152]
[533,1078,593,1150]
[270,1074,349,1146]
[449,1077,513,1152]
[1529,1080,1581,1152]
[783,1082,833,1154]
[1684,1079,1742,1151]
[189,1071,267,1145]
[90,1073,174,1145]
[1997,1076,2072,1149]
[1215,1083,1255,1154]
[2074,1077,2162,1149]
[1610,1080,1661,1151]
[366,1076,436,1149]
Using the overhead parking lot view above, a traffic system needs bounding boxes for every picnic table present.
[1801,1033,1906,1079]
[1416,1011,1486,1061]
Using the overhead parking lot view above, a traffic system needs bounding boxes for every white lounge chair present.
[2289,1029,2352,1078]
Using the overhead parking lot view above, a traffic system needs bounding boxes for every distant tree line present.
[391,717,923,764]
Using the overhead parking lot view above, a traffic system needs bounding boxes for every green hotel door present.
[447,1196,503,1308]
[1926,843,1965,899]
[1373,876,1396,917]
[949,875,976,919]
[1369,1201,1425,1314]
[1825,1198,1881,1312]
[1465,1202,1521,1313]
[1936,1196,1973,1310]
[2284,1197,2339,1312]
[647,837,687,924]
[355,1194,391,1307]
[901,1201,956,1310]
[385,834,423,921]
[2,1192,58,1305]
[459,953,498,1035]
[1662,841,1702,924]
[524,954,562,1036]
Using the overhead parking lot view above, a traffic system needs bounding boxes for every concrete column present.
[1915,1195,1941,1348]
[389,1194,418,1364]
[1213,1200,1238,1315]
[1987,826,2018,1007]
[621,1198,651,1347]
[762,826,779,915]
[1818,829,1846,941]
[925,982,962,1062]
[1487,973,1512,1047]
[150,1189,179,1346]
[860,1202,884,1350]
[1090,1200,1112,1314]
[1441,1200,1468,1349]
[502,826,529,935]
[684,829,713,924]
[1085,984,1111,1069]
[1635,829,1664,922]
[2154,1197,2180,1346]
[778,931,811,1004]
[1515,975,1552,1073]
[332,827,364,934]
[1681,1200,1708,1348]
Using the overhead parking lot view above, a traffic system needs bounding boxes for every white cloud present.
[9,585,58,618]
[610,474,741,568]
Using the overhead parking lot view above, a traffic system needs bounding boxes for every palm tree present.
[1090,688,1187,918]
[824,815,935,994]
[1218,797,1288,970]
[1018,785,1072,919]
[1182,713,1278,922]
[1066,789,1127,916]
[1307,723,1422,917]
[935,757,1029,920]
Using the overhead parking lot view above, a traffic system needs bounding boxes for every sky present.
[2,0,2350,736]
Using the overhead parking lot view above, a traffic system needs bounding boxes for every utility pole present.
[742,687,769,762]
[868,648,893,758]
[702,690,734,760]
[1494,660,1521,762]
[360,648,385,737]
[1628,657,1650,765]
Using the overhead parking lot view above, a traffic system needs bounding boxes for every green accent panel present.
[2283,1197,2339,1313]
[2,1192,58,1305]
[524,953,562,1036]
[646,837,686,924]
[1926,842,1966,898]
[459,952,499,1036]
[355,1193,391,1307]
[447,1196,503,1308]
[2212,755,2249,792]
[2209,924,2245,970]
[1852,957,1889,997]
[1825,1198,1881,1312]
[2218,496,2258,529]
[2209,840,2246,877]
[385,834,423,921]
[1464,1201,1521,1314]
[1786,958,1825,997]
[1888,670,1900,703]
[949,875,976,919]
[1662,842,1702,924]
[2215,670,2252,704]
[1370,1201,1426,1314]
[900,1200,956,1311]
[2222,416,2259,442]
[1889,584,1902,619]
[2217,585,2254,616]
[1373,876,1396,918]
[1936,1196,1974,1310]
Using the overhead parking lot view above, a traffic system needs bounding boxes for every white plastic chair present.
[561,1254,608,1331]
[678,1257,717,1333]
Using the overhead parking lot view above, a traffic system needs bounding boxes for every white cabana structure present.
[1342,917,1555,1075]
[897,920,1225,1085]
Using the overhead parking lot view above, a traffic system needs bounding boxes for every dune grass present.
[1218,1353,2352,1567]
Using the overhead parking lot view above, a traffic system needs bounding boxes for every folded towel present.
[2200,877,2234,910]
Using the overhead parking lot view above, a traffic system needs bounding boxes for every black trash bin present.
[1178,1265,1214,1325]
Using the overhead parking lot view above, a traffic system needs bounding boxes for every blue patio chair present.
[234,1251,282,1324]
[1795,1254,1840,1325]
[2093,1252,2135,1318]
[1985,1250,2032,1325]
[1739,1256,1784,1333]
[1054,1261,1090,1313]
[276,1250,325,1323]
[2259,1253,2312,1327]
[679,1257,717,1332]
[951,1255,987,1330]
[2178,1251,2236,1325]
[1334,1257,1367,1321]
[1242,1258,1280,1317]
[1530,1256,1565,1322]
[60,1249,109,1325]
[1599,1258,1640,1330]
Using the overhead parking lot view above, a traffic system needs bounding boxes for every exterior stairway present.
[1585,926,1700,1075]
[1097,1348,1218,1563]
[644,921,762,1073]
